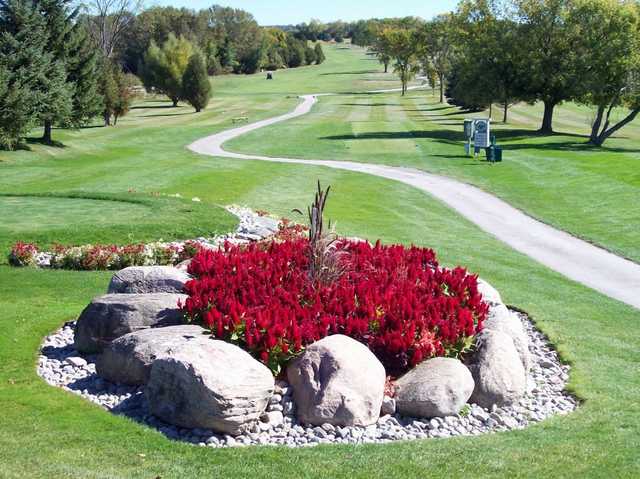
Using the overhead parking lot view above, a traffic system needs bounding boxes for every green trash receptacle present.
[486,146,494,162]
[494,147,503,162]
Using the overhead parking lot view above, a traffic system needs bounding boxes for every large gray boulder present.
[469,330,526,408]
[95,325,209,385]
[146,340,274,435]
[395,357,474,418]
[287,335,385,427]
[74,293,187,353]
[483,304,530,373]
[108,266,191,294]
[477,278,503,305]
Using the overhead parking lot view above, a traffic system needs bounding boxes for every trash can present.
[486,146,495,162]
[494,147,503,162]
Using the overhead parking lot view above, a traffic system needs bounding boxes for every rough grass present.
[0,43,639,478]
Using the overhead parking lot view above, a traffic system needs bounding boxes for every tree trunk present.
[540,101,556,133]
[503,102,509,123]
[104,111,111,126]
[589,105,605,143]
[42,120,52,144]
[113,115,118,126]
[591,108,640,146]
[489,103,493,119]
[439,73,444,104]
[172,97,179,107]
[384,62,388,73]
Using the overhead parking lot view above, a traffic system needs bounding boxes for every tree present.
[0,0,52,149]
[314,42,325,64]
[372,26,392,73]
[304,43,317,65]
[571,0,640,145]
[381,28,419,95]
[86,0,144,58]
[99,59,135,125]
[514,0,583,133]
[417,14,456,104]
[455,0,528,122]
[67,25,103,127]
[182,51,211,112]
[142,33,194,106]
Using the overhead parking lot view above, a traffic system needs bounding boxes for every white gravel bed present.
[37,311,577,448]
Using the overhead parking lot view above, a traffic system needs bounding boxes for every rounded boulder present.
[95,325,210,385]
[395,357,474,418]
[287,335,385,427]
[146,339,274,435]
[74,293,187,353]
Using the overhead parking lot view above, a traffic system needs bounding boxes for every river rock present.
[107,266,191,294]
[95,325,209,385]
[287,334,385,427]
[469,330,526,408]
[395,357,474,418]
[74,293,187,353]
[146,339,274,435]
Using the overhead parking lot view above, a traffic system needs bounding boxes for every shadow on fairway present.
[131,103,177,110]
[320,70,379,76]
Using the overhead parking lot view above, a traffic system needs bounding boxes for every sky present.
[151,0,459,26]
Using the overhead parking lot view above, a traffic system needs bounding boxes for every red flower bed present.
[182,238,488,375]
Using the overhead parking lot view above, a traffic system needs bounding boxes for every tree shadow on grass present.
[338,103,398,107]
[142,112,192,118]
[320,70,379,76]
[25,137,66,148]
[131,103,176,110]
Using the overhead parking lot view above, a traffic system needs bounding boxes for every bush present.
[181,238,488,375]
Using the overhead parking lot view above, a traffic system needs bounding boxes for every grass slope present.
[0,43,638,478]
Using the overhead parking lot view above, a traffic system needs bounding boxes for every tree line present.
[0,1,327,150]
[359,0,640,146]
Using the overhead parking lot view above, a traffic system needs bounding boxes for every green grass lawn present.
[0,43,639,478]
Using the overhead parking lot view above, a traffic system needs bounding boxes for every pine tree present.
[35,0,75,143]
[0,0,57,149]
[66,25,103,127]
[182,52,211,112]
[314,42,325,64]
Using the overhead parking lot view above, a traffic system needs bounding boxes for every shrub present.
[8,242,39,267]
[181,238,488,375]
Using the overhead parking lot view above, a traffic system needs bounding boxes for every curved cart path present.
[190,94,640,310]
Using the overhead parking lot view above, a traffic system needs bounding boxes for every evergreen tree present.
[35,0,76,143]
[0,0,58,149]
[314,42,325,64]
[66,24,103,127]
[182,52,211,112]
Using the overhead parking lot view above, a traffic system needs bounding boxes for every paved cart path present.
[190,93,640,310]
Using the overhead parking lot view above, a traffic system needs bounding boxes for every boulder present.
[469,330,526,408]
[107,266,191,294]
[477,278,503,305]
[74,293,187,353]
[95,325,209,385]
[395,357,474,418]
[483,304,530,373]
[146,340,274,435]
[287,335,385,427]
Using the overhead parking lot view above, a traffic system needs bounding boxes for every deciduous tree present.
[182,51,211,112]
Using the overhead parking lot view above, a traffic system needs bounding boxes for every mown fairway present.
[0,44,639,478]
[227,87,640,263]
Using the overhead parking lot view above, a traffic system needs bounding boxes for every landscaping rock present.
[146,339,274,435]
[287,334,385,427]
[477,278,503,305]
[469,330,526,408]
[395,357,474,418]
[95,325,209,385]
[483,304,530,372]
[107,266,191,294]
[74,293,187,353]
